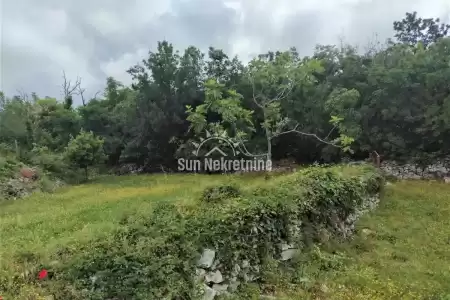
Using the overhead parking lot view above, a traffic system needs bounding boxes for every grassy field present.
[273,180,450,299]
[1,173,450,299]
[0,173,268,266]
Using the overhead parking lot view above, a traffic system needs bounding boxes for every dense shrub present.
[35,165,383,299]
[0,155,22,180]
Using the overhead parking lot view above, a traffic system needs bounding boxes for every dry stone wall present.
[380,158,450,180]
[194,193,381,299]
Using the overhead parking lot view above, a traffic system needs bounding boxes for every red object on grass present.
[38,269,48,280]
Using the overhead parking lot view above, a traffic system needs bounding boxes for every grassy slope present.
[0,174,266,271]
[275,180,450,300]
[1,172,450,299]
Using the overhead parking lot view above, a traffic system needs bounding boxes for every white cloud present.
[0,0,449,104]
[100,48,149,85]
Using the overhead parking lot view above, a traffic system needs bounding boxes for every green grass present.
[0,173,268,269]
[273,180,450,299]
[2,171,450,299]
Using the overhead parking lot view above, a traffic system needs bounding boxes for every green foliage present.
[201,184,241,203]
[0,10,450,194]
[33,98,81,152]
[31,166,382,299]
[186,79,254,140]
[64,130,105,180]
[0,155,22,180]
[393,11,450,48]
[30,145,67,174]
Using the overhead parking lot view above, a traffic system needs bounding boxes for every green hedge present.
[37,165,383,299]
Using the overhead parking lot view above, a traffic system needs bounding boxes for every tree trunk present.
[14,139,19,157]
[266,127,272,172]
[84,167,88,181]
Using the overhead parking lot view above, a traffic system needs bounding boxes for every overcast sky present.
[1,0,449,104]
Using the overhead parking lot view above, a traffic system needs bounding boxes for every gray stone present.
[212,283,229,293]
[90,275,98,284]
[228,278,240,292]
[445,177,450,183]
[205,270,224,283]
[251,265,260,273]
[280,248,299,261]
[280,243,295,251]
[241,260,250,269]
[243,272,256,282]
[195,268,206,281]
[231,264,241,277]
[211,259,221,270]
[197,249,216,268]
[202,284,217,300]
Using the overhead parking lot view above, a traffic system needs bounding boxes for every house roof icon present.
[205,146,228,157]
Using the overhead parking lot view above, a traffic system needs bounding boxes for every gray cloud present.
[1,0,449,104]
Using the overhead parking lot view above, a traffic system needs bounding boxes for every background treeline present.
[1,11,450,182]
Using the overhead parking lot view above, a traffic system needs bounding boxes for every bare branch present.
[235,137,268,157]
[76,85,86,106]
[16,89,29,102]
[249,73,294,108]
[271,124,340,148]
[93,91,101,100]
[249,76,263,109]
[324,125,337,140]
[271,80,294,104]
[62,70,81,99]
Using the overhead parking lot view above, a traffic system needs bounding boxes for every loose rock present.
[202,285,216,300]
[195,268,206,281]
[241,260,250,269]
[205,270,223,283]
[197,249,216,268]
[280,248,299,261]
[212,283,229,293]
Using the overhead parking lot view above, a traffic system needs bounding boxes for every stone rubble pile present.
[380,158,450,180]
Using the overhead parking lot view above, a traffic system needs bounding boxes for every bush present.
[0,155,22,180]
[33,165,383,299]
[201,184,241,202]
[30,145,68,175]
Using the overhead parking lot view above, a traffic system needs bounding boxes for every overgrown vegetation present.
[241,180,450,300]
[201,184,241,203]
[0,11,449,193]
[0,165,383,299]
[1,9,450,300]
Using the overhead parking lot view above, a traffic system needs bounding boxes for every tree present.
[184,79,254,158]
[125,41,205,169]
[61,71,82,109]
[79,77,136,166]
[64,130,105,180]
[33,98,81,151]
[0,94,34,152]
[393,11,450,48]
[244,50,356,161]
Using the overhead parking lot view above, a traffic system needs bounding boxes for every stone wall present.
[194,193,381,300]
[380,158,450,180]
